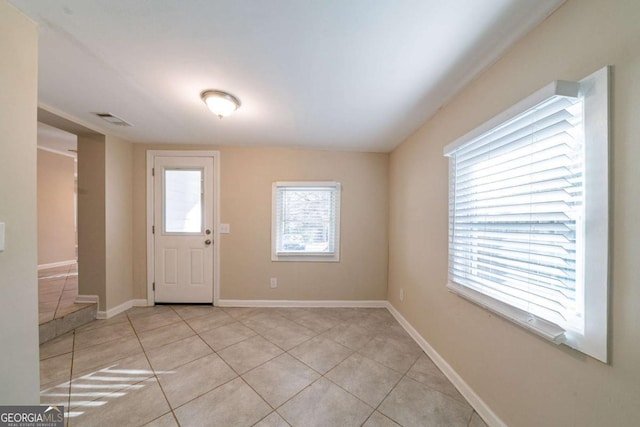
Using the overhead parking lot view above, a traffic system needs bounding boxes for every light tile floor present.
[39,306,489,427]
[39,264,93,325]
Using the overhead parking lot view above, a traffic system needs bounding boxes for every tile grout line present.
[65,323,159,420]
[238,315,319,353]
[151,305,300,423]
[315,331,408,425]
[66,330,75,427]
[126,306,183,427]
[131,304,226,335]
[175,308,332,423]
[235,311,397,425]
[197,318,284,411]
[273,310,420,426]
[467,410,475,427]
[271,346,373,423]
[48,303,240,424]
[52,266,69,325]
[64,313,211,425]
[45,306,472,427]
[164,306,277,422]
[170,306,241,410]
[368,362,419,426]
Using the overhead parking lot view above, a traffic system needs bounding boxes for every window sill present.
[272,252,339,262]
[446,281,566,344]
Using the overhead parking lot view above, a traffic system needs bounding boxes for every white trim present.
[93,294,500,425]
[444,80,579,156]
[146,151,154,306]
[96,299,148,319]
[446,282,566,343]
[38,102,107,136]
[567,65,610,362]
[146,150,221,307]
[385,302,506,427]
[443,67,610,362]
[75,294,98,304]
[37,259,77,270]
[271,181,342,262]
[37,145,76,159]
[217,299,387,308]
[272,181,341,188]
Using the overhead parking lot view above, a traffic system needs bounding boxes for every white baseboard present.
[75,294,98,304]
[38,260,76,270]
[217,299,388,308]
[97,299,149,319]
[87,294,500,425]
[385,302,506,427]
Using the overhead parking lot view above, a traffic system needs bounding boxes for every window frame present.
[271,181,342,262]
[444,66,610,362]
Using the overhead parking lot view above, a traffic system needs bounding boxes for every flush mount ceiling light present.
[201,90,241,119]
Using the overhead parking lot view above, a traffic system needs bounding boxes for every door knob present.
[204,239,212,245]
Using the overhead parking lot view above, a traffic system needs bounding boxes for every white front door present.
[153,156,214,303]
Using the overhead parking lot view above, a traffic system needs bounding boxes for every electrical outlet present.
[400,288,404,302]
[270,277,278,289]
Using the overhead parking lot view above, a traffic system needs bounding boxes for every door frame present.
[146,150,221,306]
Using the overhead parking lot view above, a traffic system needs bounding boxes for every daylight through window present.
[444,68,609,362]
[272,182,341,262]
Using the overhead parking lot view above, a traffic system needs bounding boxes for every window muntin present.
[445,68,609,362]
[272,182,341,262]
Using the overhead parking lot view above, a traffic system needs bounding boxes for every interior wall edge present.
[96,298,148,320]
[386,301,505,427]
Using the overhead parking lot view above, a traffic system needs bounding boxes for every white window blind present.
[444,68,609,362]
[272,182,341,262]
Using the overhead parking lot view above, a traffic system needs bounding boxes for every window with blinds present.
[272,182,341,262]
[444,68,609,362]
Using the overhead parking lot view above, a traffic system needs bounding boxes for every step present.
[39,303,97,344]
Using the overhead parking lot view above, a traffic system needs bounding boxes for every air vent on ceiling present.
[93,112,132,127]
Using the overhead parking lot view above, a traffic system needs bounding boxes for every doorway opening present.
[37,108,105,343]
[36,122,94,342]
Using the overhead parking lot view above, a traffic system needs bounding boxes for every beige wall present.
[132,145,388,301]
[37,149,76,265]
[0,0,40,403]
[77,134,107,310]
[388,0,640,426]
[78,134,134,312]
[105,136,134,309]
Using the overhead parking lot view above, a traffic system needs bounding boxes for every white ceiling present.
[11,0,563,152]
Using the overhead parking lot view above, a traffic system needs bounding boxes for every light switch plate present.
[219,223,230,234]
[0,222,5,252]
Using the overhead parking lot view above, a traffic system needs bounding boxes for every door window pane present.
[164,169,203,233]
